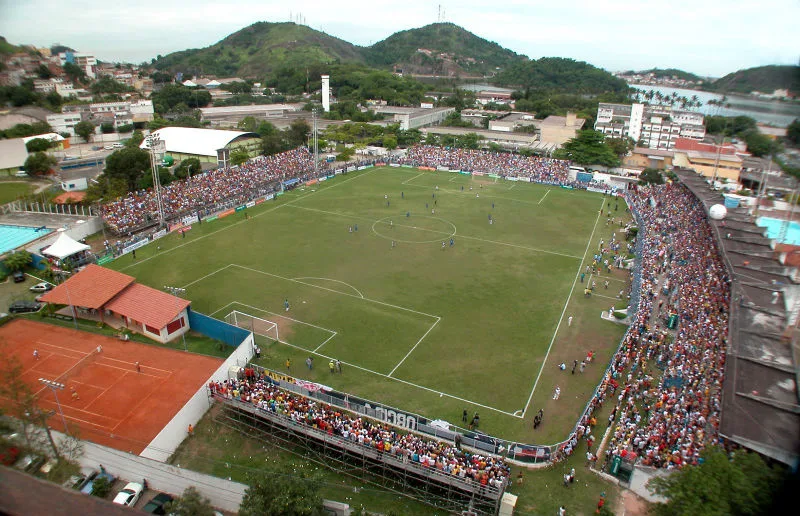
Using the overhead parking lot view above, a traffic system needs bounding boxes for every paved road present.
[56,432,246,512]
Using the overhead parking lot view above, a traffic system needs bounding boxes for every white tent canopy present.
[42,232,90,259]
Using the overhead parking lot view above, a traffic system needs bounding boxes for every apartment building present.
[46,112,85,136]
[595,102,705,150]
[58,51,97,79]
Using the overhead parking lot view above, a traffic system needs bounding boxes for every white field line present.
[287,204,582,259]
[119,169,375,273]
[208,301,236,318]
[538,189,551,205]
[521,197,605,417]
[387,316,441,377]
[448,174,459,182]
[401,172,425,185]
[508,184,516,190]
[232,301,338,336]
[182,263,234,288]
[591,292,621,301]
[293,277,365,298]
[313,333,338,353]
[230,264,440,320]
[267,333,520,417]
[398,180,547,207]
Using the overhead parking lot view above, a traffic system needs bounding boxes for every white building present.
[58,52,98,79]
[46,112,84,136]
[595,103,705,151]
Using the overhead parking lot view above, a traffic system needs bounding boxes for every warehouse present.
[140,127,261,167]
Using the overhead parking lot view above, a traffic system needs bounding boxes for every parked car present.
[8,300,41,314]
[80,469,116,495]
[113,481,144,506]
[112,142,124,148]
[29,282,53,292]
[142,492,174,514]
[12,271,24,283]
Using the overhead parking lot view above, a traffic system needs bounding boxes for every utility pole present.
[312,108,319,177]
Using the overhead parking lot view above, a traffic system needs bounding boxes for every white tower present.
[321,75,330,112]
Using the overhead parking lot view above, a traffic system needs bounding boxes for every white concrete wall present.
[140,333,254,462]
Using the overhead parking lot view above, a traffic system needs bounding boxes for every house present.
[40,264,191,344]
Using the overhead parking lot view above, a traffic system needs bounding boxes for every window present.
[145,324,159,334]
[166,317,185,334]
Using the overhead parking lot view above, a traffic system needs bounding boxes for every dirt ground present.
[617,489,651,516]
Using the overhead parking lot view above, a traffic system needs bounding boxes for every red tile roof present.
[40,264,134,309]
[674,137,737,155]
[105,283,191,329]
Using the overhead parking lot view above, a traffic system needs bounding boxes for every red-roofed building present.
[673,137,738,155]
[39,264,190,344]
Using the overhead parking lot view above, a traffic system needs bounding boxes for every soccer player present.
[450,238,454,247]
[284,298,290,312]
[442,241,446,249]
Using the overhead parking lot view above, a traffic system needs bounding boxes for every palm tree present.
[691,94,700,107]
[645,90,655,103]
[654,91,663,104]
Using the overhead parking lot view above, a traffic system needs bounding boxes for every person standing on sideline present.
[329,359,335,374]
[285,358,291,372]
[580,361,586,373]
[335,359,342,374]
[568,316,573,326]
[306,357,313,370]
[580,272,585,283]
[401,191,404,199]
[132,249,136,259]
[572,360,578,374]
[391,240,396,248]
[33,349,39,360]
[553,386,561,400]
[187,424,194,436]
[462,409,468,423]
[284,298,290,312]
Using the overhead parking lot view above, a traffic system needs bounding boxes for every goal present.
[225,310,279,341]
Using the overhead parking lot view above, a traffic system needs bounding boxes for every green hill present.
[153,22,364,78]
[364,22,522,77]
[495,57,630,94]
[0,36,26,55]
[709,65,800,94]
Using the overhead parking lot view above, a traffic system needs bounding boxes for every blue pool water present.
[0,224,52,255]
[756,217,800,245]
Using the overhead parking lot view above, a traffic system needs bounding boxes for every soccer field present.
[114,166,630,443]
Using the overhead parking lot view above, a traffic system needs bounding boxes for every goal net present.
[225,310,279,341]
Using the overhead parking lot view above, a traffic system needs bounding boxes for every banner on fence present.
[346,166,356,172]
[375,162,386,166]
[234,205,246,213]
[275,191,284,197]
[587,186,610,194]
[488,174,500,179]
[121,239,148,255]
[561,185,574,190]
[246,200,256,208]
[151,228,167,241]
[436,166,450,171]
[265,193,274,201]
[460,171,471,175]
[472,171,485,176]
[96,254,114,265]
[319,176,327,182]
[218,209,235,219]
[450,169,461,173]
[401,164,412,168]
[390,163,401,167]
[205,215,218,222]
[305,179,318,186]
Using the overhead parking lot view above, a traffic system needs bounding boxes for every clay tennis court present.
[0,319,222,454]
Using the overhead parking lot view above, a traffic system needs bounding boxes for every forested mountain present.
[153,22,364,78]
[708,65,800,94]
[364,23,522,77]
[630,68,705,82]
[494,57,630,94]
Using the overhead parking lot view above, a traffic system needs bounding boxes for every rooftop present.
[40,264,135,309]
[105,282,190,329]
[141,127,259,157]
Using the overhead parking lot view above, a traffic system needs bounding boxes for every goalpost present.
[225,310,279,342]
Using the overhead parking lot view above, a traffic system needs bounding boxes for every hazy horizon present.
[0,0,797,78]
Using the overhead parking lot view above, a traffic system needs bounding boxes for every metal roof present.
[140,127,259,157]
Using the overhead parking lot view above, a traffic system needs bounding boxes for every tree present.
[3,250,32,272]
[606,136,634,157]
[117,123,134,133]
[239,468,325,516]
[104,147,151,191]
[555,130,620,167]
[383,134,398,150]
[639,168,664,185]
[237,116,257,132]
[230,149,250,166]
[164,486,215,516]
[286,119,310,148]
[174,157,202,179]
[62,62,85,83]
[36,64,53,80]
[787,119,800,146]
[91,476,113,498]
[743,130,776,157]
[24,152,57,176]
[25,138,52,153]
[100,122,115,134]
[74,121,95,142]
[648,447,789,516]
[125,130,145,148]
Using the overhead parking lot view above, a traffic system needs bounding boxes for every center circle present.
[372,216,457,244]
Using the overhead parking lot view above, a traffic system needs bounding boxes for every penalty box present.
[198,264,439,375]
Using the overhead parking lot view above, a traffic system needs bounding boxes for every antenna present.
[438,4,442,22]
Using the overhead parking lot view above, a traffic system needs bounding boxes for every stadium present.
[4,144,798,515]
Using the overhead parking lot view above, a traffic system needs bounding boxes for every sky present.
[0,0,797,78]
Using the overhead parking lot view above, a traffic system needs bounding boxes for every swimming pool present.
[0,224,52,255]
[756,216,800,245]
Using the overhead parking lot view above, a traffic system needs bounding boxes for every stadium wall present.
[140,328,255,462]
[188,308,250,346]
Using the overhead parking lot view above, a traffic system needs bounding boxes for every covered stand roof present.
[42,232,90,259]
[40,264,134,309]
[105,283,190,329]
[140,127,258,157]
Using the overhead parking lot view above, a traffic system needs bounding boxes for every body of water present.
[0,224,52,255]
[757,216,800,245]
[630,85,800,127]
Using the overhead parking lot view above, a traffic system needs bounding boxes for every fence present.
[187,309,250,347]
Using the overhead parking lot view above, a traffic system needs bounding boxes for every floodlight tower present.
[149,137,166,227]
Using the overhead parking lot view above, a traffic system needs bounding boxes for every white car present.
[29,282,53,292]
[113,482,144,506]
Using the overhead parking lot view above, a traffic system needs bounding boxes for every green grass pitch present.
[112,166,630,444]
